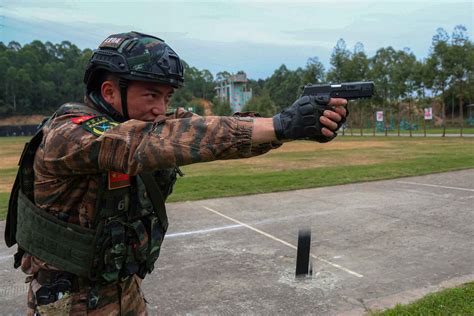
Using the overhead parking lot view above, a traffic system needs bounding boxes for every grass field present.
[168,136,474,202]
[1,135,473,218]
[369,282,474,315]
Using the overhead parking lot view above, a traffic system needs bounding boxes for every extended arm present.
[36,98,347,177]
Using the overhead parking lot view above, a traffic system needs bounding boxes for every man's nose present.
[152,98,167,115]
[151,107,161,116]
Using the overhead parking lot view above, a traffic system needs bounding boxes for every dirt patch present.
[233,156,381,172]
[0,179,14,193]
[0,115,46,126]
[274,140,393,153]
[180,140,397,177]
[185,149,384,176]
[0,142,24,169]
[0,156,21,169]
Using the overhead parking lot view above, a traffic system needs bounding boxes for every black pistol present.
[301,81,375,100]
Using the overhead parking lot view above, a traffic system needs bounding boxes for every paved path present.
[1,170,473,315]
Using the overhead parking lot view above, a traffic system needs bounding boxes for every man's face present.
[105,80,175,121]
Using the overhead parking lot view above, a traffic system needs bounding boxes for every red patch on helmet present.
[71,115,96,124]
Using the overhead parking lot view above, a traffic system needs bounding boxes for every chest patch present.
[79,115,119,136]
[108,171,131,190]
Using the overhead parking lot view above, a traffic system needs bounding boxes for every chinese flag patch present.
[108,171,131,190]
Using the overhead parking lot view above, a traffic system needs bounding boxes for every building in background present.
[215,72,252,112]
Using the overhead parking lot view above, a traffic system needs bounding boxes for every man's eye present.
[146,93,156,98]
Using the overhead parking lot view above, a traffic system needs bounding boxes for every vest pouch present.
[121,219,149,278]
[99,219,127,283]
[16,190,97,279]
[120,216,165,277]
[129,220,149,263]
[98,218,153,283]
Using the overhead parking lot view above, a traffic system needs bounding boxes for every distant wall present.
[0,125,40,137]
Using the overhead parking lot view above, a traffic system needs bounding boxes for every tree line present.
[0,25,472,123]
[244,25,473,122]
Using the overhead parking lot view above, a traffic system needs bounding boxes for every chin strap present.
[88,91,125,122]
[119,78,129,120]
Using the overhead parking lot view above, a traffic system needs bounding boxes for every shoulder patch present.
[71,115,97,124]
[81,115,119,136]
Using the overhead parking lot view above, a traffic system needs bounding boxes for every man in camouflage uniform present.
[5,31,347,315]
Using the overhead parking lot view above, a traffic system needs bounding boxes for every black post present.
[295,229,311,278]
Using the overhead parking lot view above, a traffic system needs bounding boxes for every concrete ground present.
[1,170,473,315]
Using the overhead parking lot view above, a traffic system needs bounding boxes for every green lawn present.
[369,282,474,315]
[0,192,10,219]
[168,137,474,202]
[168,156,473,202]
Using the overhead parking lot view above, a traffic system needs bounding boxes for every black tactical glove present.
[272,95,346,143]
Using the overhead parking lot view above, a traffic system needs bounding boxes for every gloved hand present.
[272,95,347,143]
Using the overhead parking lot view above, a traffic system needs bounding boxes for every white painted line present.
[166,213,331,239]
[397,181,474,192]
[0,255,12,262]
[0,283,29,298]
[167,224,242,238]
[202,206,363,278]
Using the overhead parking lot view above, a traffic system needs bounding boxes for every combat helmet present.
[84,31,184,119]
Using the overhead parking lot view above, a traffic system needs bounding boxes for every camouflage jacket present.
[21,96,281,275]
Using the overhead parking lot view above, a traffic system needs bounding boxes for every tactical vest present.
[5,103,179,283]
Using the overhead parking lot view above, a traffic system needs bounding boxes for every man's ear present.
[101,80,118,105]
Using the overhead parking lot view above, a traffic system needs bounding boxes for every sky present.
[1,0,473,80]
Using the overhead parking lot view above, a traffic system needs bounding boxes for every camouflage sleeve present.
[39,113,271,176]
[232,111,282,155]
[168,109,282,155]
